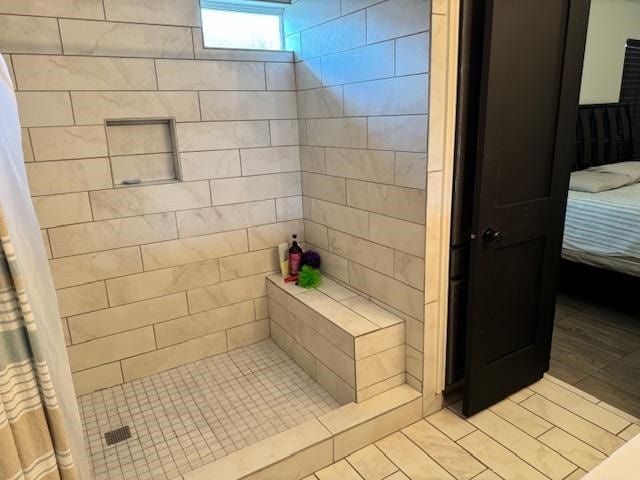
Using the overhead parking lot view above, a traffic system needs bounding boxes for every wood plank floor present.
[309,376,639,480]
[549,294,640,418]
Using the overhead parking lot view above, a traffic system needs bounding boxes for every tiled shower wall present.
[283,0,430,392]
[0,0,303,395]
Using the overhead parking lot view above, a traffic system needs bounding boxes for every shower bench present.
[266,274,405,404]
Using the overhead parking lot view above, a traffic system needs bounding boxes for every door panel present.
[463,0,590,416]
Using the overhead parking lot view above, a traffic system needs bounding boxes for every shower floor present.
[78,339,340,480]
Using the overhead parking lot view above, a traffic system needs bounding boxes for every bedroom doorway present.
[551,0,640,418]
[447,0,640,419]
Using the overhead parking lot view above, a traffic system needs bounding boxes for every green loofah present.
[297,265,322,289]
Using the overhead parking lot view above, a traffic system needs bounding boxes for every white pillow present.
[569,170,633,193]
[588,161,640,183]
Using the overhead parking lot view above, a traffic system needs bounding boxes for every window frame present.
[200,0,285,52]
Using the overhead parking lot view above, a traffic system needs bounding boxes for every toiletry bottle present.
[288,234,303,275]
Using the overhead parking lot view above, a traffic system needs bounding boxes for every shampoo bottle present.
[288,234,303,275]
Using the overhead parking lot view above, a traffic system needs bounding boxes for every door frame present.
[422,0,462,416]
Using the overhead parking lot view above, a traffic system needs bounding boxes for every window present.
[200,1,284,51]
[620,39,640,160]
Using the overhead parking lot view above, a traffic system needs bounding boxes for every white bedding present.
[563,182,640,259]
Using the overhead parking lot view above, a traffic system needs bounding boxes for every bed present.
[561,102,640,277]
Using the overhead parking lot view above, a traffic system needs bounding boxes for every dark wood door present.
[463,0,590,416]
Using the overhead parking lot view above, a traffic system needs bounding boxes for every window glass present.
[201,7,283,50]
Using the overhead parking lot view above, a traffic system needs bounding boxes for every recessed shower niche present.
[105,118,182,186]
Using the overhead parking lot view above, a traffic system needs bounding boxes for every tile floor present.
[78,340,340,480]
[309,375,639,480]
[551,294,640,418]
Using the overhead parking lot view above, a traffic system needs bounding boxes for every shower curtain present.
[0,57,89,479]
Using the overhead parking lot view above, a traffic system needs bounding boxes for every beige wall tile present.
[308,198,368,239]
[40,230,52,259]
[344,75,428,116]
[248,219,305,251]
[155,300,254,347]
[90,181,211,220]
[266,63,296,90]
[341,296,403,329]
[211,172,301,206]
[304,220,329,250]
[33,192,93,228]
[30,126,107,161]
[16,92,73,127]
[347,179,426,224]
[0,14,61,54]
[49,213,176,258]
[156,59,264,90]
[107,123,171,156]
[270,119,300,146]
[366,0,430,43]
[57,282,108,318]
[69,293,188,343]
[271,320,317,375]
[72,362,123,396]
[177,121,270,152]
[177,200,276,238]
[181,150,242,181]
[227,319,269,350]
[191,28,293,62]
[394,251,425,289]
[306,118,367,149]
[300,10,365,59]
[396,32,430,76]
[68,326,156,372]
[395,152,427,189]
[111,153,175,185]
[60,19,193,58]
[325,148,394,184]
[106,259,220,306]
[331,396,422,459]
[328,229,393,276]
[349,263,423,320]
[21,128,34,162]
[200,91,297,121]
[302,172,347,204]
[356,345,405,388]
[301,146,326,174]
[26,158,112,197]
[241,146,300,176]
[369,213,425,257]
[368,115,428,152]
[298,86,344,119]
[0,0,104,19]
[122,331,227,382]
[72,91,200,125]
[13,55,156,91]
[254,297,268,319]
[276,196,304,222]
[142,229,248,271]
[50,246,142,289]
[103,0,200,27]
[322,41,395,86]
[219,249,278,281]
[295,58,323,90]
[355,323,404,360]
[188,272,268,314]
[283,0,340,35]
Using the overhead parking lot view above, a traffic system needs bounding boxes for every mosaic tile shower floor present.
[78,340,340,480]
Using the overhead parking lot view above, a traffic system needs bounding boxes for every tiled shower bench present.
[266,274,406,404]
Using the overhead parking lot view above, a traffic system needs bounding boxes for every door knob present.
[481,228,503,243]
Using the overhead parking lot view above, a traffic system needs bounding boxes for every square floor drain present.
[104,426,131,446]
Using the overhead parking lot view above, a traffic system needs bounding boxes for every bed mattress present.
[562,182,640,259]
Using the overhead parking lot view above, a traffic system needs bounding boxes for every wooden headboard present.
[574,102,634,171]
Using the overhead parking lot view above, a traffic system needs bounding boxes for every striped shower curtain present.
[0,210,77,480]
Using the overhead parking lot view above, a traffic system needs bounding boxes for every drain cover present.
[104,426,131,446]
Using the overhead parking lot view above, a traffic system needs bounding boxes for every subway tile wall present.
[0,0,302,395]
[283,0,430,392]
